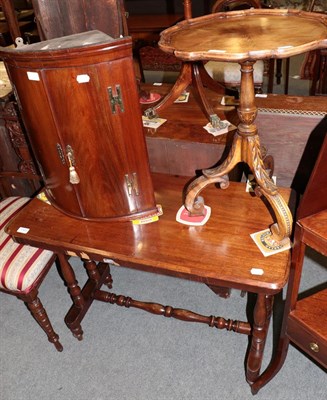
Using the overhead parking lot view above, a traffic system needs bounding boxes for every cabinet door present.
[7,66,82,215]
[33,56,155,219]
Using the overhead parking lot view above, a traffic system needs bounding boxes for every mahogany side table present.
[158,9,327,247]
[6,173,292,392]
[143,0,226,128]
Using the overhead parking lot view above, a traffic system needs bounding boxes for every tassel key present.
[69,166,80,184]
[66,145,80,185]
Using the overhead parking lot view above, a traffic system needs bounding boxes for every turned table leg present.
[84,259,102,283]
[83,260,113,289]
[57,254,84,340]
[59,258,112,340]
[246,293,273,386]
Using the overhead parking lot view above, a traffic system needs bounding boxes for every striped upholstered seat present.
[0,196,63,351]
[1,197,53,292]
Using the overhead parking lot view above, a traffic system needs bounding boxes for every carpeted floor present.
[0,247,326,400]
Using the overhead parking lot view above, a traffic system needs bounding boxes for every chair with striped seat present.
[0,196,63,351]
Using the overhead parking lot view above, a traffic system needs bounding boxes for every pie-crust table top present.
[159,9,327,62]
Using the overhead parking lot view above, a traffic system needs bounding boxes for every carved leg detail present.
[26,296,63,351]
[184,175,224,215]
[245,135,293,244]
[203,133,242,180]
[84,259,101,283]
[264,195,293,243]
[184,135,242,215]
[246,294,272,385]
[94,290,251,335]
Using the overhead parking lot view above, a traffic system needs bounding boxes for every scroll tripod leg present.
[144,62,192,118]
[245,135,293,244]
[184,134,242,215]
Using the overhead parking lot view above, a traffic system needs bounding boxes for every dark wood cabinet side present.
[0,94,42,199]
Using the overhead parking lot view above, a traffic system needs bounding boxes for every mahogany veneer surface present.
[289,289,327,342]
[6,173,291,294]
[288,289,327,367]
[301,210,327,253]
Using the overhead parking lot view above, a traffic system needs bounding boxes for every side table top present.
[159,9,327,62]
[6,174,291,294]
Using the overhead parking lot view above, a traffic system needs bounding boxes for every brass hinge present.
[125,173,139,196]
[108,85,124,114]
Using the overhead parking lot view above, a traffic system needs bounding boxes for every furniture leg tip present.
[54,342,64,352]
[250,385,259,395]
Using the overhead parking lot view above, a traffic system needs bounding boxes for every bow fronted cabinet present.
[0,31,159,221]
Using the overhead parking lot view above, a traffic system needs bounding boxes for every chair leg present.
[22,289,63,352]
[284,58,290,95]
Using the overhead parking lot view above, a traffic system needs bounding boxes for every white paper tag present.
[250,268,264,276]
[176,205,211,226]
[103,258,120,266]
[142,116,167,129]
[17,227,30,234]
[76,74,90,83]
[174,92,190,103]
[27,71,40,81]
[250,229,291,257]
[203,120,231,136]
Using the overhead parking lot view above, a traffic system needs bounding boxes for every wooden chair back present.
[211,0,261,13]
[31,0,128,40]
